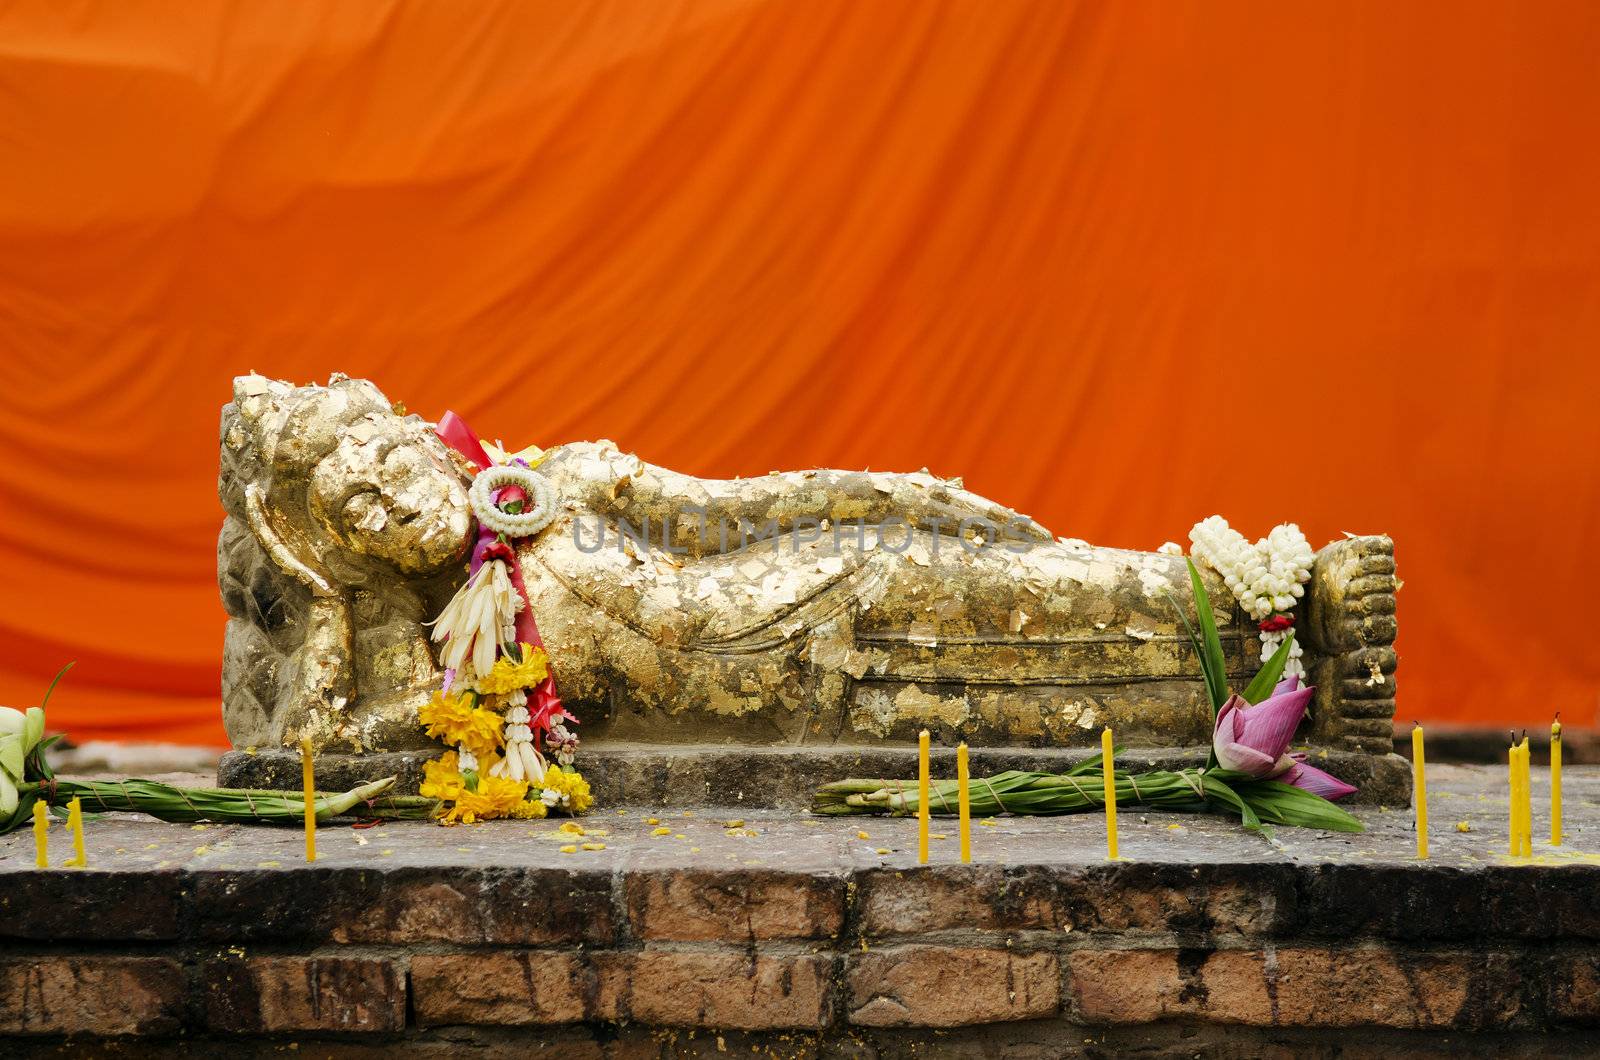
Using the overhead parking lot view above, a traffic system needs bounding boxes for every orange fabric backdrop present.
[2,1,1598,746]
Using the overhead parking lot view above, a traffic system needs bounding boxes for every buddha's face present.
[307,421,474,575]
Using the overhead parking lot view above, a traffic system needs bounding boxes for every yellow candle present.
[33,800,49,869]
[66,797,86,868]
[301,737,317,863]
[1507,737,1519,857]
[1551,717,1563,846]
[1520,737,1534,857]
[1412,724,1428,860]
[957,742,971,864]
[1102,727,1119,861]
[1511,737,1532,858]
[917,730,931,864]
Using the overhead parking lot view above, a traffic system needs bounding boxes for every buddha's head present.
[221,374,473,582]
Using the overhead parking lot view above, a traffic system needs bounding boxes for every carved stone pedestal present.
[219,742,1413,807]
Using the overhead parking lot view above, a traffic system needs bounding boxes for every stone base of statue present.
[219,741,1413,806]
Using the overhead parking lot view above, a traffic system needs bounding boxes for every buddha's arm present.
[545,443,1051,557]
[243,484,355,738]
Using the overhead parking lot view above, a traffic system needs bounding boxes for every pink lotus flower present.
[1211,675,1356,800]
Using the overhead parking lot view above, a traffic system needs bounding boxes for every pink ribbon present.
[437,411,575,739]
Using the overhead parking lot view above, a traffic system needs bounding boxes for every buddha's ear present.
[244,483,340,598]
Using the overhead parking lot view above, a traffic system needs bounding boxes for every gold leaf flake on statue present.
[1008,608,1030,633]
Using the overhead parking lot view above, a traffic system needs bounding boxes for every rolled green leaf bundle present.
[28,775,401,825]
[812,760,1363,833]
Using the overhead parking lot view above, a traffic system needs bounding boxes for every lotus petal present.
[23,707,44,751]
[1283,755,1357,800]
[0,734,22,780]
[1216,740,1280,775]
[1234,685,1314,764]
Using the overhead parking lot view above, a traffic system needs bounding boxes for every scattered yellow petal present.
[559,844,578,854]
[1456,821,1472,833]
[380,849,394,857]
[979,819,998,827]
[144,843,159,850]
[559,822,586,836]
[875,848,892,855]
[580,842,606,851]
[193,845,211,856]
[652,827,671,836]
[257,860,281,868]
[646,817,660,825]
[674,833,686,840]
[690,846,700,853]
[190,824,209,831]
[857,831,870,840]
[723,819,745,829]
[931,833,947,840]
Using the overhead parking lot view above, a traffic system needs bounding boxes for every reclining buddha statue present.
[217,374,1403,800]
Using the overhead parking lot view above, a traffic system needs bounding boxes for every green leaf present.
[1199,772,1261,833]
[1238,779,1365,832]
[37,661,73,712]
[1164,590,1208,673]
[1185,559,1228,716]
[1240,632,1296,705]
[1066,744,1128,778]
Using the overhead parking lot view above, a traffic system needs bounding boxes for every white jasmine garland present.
[1184,516,1315,678]
[469,465,557,538]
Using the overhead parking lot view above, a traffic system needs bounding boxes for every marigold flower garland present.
[423,412,590,824]
[1182,516,1315,679]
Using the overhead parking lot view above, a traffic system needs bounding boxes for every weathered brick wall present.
[4,860,1600,1050]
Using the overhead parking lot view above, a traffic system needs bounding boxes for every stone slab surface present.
[1,765,1597,1055]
